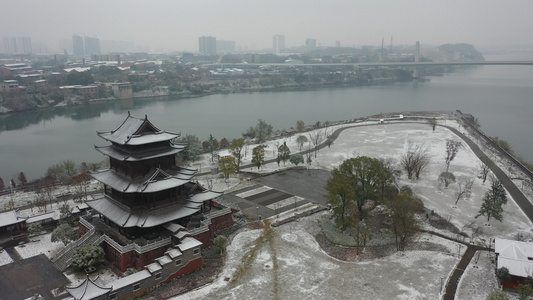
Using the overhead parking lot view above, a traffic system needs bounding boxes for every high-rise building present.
[1,36,32,54]
[84,36,101,55]
[272,35,285,54]
[216,40,235,53]
[72,34,84,56]
[198,36,217,56]
[305,38,316,49]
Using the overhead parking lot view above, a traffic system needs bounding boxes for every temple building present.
[65,113,233,275]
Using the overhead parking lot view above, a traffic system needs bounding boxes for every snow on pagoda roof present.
[97,113,180,145]
[86,195,200,228]
[66,276,111,300]
[91,167,195,193]
[178,237,203,252]
[94,144,185,162]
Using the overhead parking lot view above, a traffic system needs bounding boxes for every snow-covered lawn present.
[456,251,499,300]
[14,233,64,259]
[173,212,462,300]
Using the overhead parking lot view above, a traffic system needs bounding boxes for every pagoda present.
[79,113,233,272]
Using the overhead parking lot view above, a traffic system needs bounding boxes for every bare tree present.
[478,156,491,184]
[445,139,463,172]
[308,128,327,158]
[400,144,431,180]
[296,135,308,152]
[454,177,475,205]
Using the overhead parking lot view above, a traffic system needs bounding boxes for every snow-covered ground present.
[174,119,533,300]
[14,233,64,259]
[173,212,461,300]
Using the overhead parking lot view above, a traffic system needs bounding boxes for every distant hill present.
[438,43,484,61]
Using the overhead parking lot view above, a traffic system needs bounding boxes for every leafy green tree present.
[290,154,304,166]
[277,142,291,165]
[518,284,533,300]
[59,203,74,224]
[230,138,245,171]
[175,134,202,163]
[27,223,43,236]
[476,180,508,222]
[51,224,78,246]
[387,192,423,251]
[496,267,511,283]
[325,157,392,228]
[71,244,105,271]
[252,145,266,170]
[438,171,456,188]
[219,156,236,180]
[255,119,273,143]
[66,71,94,85]
[350,208,370,254]
[213,235,229,255]
[46,160,77,184]
[486,290,510,300]
[324,167,356,230]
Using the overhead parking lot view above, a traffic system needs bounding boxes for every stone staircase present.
[52,229,102,271]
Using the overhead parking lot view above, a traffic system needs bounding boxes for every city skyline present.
[0,0,532,53]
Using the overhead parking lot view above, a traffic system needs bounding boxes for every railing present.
[53,226,95,262]
[99,233,172,254]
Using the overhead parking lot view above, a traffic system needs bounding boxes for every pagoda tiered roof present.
[87,194,201,228]
[95,143,186,161]
[91,167,197,193]
[97,114,180,145]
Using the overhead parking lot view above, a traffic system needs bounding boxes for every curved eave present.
[86,195,199,228]
[189,190,223,203]
[94,145,184,161]
[91,169,195,193]
[97,131,180,145]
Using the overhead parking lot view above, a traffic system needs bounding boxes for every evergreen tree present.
[252,145,265,170]
[277,142,291,165]
[476,180,508,222]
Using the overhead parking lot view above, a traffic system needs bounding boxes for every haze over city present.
[1,0,532,53]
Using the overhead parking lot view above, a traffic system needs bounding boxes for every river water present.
[1,53,532,181]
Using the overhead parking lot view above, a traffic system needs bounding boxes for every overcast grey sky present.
[1,0,532,52]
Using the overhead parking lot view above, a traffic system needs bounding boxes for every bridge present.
[204,60,533,68]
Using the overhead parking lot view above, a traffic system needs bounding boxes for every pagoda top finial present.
[145,114,148,120]
[127,111,130,116]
